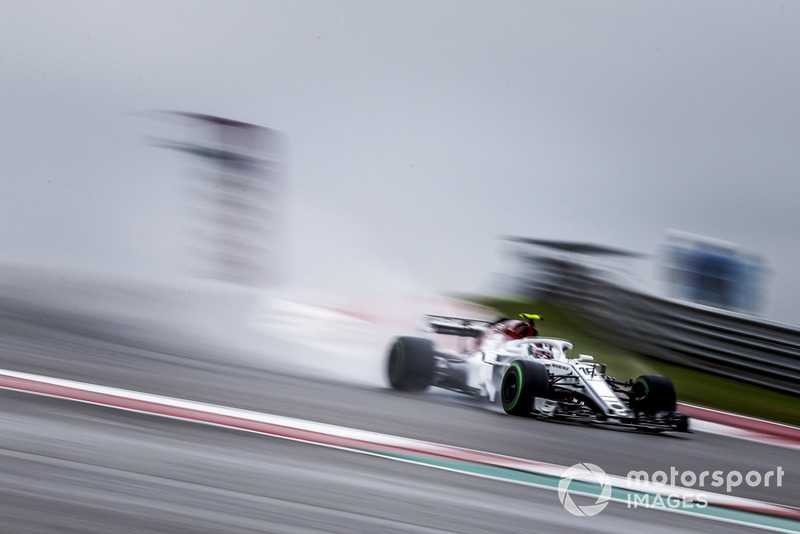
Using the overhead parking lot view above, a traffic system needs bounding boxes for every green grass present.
[467,296,800,427]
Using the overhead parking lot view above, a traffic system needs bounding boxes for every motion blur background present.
[2,1,800,323]
[2,4,800,532]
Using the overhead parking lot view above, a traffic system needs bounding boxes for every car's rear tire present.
[629,375,676,414]
[501,360,550,416]
[386,337,435,392]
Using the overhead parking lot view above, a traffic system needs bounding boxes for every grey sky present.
[2,2,800,322]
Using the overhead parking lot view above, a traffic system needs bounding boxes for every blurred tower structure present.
[150,112,286,286]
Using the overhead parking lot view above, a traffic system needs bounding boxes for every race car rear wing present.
[422,314,494,338]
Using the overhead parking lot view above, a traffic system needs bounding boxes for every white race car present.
[386,313,689,433]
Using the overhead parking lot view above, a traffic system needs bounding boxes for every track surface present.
[0,271,797,532]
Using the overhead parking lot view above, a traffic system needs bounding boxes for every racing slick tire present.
[501,360,551,416]
[387,337,435,392]
[629,375,677,414]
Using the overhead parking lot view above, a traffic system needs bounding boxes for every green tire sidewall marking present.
[635,378,649,395]
[506,363,523,410]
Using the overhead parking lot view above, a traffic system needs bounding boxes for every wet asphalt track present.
[0,270,797,533]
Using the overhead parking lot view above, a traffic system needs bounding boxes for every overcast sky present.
[2,1,800,322]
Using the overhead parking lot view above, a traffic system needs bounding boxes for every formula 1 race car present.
[386,313,689,433]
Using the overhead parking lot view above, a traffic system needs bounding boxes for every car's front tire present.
[386,337,435,392]
[501,360,550,416]
[629,374,677,414]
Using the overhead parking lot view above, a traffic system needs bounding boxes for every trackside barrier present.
[526,263,800,396]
